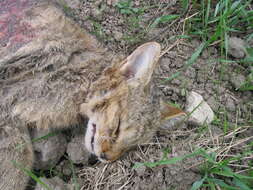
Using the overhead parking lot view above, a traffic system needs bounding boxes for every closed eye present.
[112,118,121,140]
[91,101,107,112]
[91,123,96,150]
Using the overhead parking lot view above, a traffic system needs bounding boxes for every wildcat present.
[0,1,184,189]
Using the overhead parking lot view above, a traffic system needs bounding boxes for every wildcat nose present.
[100,152,108,161]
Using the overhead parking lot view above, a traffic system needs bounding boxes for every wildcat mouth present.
[91,123,96,151]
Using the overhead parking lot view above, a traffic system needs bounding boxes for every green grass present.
[115,0,144,15]
[15,131,60,150]
[185,0,253,89]
[116,0,180,44]
[89,18,106,40]
[183,1,252,188]
[115,0,149,44]
[12,160,53,190]
[140,0,252,90]
[134,146,253,190]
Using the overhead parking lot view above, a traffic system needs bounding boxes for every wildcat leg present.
[0,121,33,190]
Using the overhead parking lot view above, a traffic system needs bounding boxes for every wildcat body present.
[0,1,183,189]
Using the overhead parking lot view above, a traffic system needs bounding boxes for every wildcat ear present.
[159,100,186,129]
[160,101,186,120]
[120,42,161,86]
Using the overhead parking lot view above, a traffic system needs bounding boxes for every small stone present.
[191,39,200,47]
[159,57,172,72]
[171,93,179,101]
[63,0,80,9]
[166,51,177,59]
[209,125,224,137]
[228,37,246,58]
[67,136,90,164]
[207,96,219,111]
[162,87,173,96]
[171,79,181,85]
[185,91,214,125]
[147,28,162,39]
[35,177,72,190]
[230,73,246,90]
[106,0,120,6]
[62,165,72,176]
[113,31,123,41]
[174,58,184,68]
[185,67,196,79]
[134,164,147,176]
[134,0,140,6]
[56,160,72,176]
[196,72,206,83]
[91,8,103,21]
[226,97,236,112]
[180,88,187,97]
[216,86,225,94]
[201,49,209,59]
[31,128,67,170]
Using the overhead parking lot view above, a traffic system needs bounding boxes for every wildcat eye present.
[91,101,106,112]
[100,89,107,95]
[91,123,96,151]
[113,118,121,137]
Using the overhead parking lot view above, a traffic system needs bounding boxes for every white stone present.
[228,37,246,59]
[185,91,214,125]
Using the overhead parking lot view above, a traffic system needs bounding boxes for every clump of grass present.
[181,0,253,89]
[12,160,53,190]
[193,151,253,190]
[115,0,145,44]
[89,19,106,40]
[186,0,253,54]
[134,126,253,190]
[115,0,143,15]
[116,0,180,44]
[239,47,253,91]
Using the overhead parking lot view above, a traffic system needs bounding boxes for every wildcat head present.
[81,42,161,162]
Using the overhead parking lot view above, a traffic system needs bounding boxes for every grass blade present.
[185,42,207,67]
[12,160,53,190]
[151,15,179,28]
[15,131,59,150]
[190,174,207,190]
[133,149,203,168]
[233,177,252,190]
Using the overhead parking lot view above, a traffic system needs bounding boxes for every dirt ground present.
[42,0,253,189]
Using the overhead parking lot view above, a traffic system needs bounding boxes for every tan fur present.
[0,1,184,189]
